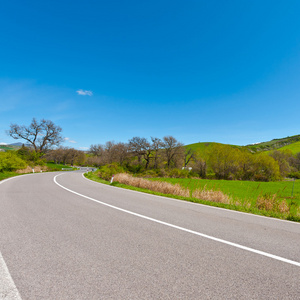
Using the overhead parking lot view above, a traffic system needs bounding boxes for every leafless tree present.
[104,141,117,164]
[162,136,184,168]
[89,144,104,157]
[8,118,63,152]
[151,137,163,169]
[113,142,129,165]
[128,137,148,164]
[44,147,85,166]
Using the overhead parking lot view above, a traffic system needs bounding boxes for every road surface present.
[0,171,299,299]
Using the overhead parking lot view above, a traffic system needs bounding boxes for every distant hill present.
[184,134,300,156]
[244,134,300,153]
[275,140,300,154]
[0,143,32,151]
[184,142,242,157]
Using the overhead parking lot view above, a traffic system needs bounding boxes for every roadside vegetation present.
[83,134,300,221]
[2,118,300,220]
[85,172,300,221]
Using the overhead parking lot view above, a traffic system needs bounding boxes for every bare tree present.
[114,142,129,165]
[128,137,147,164]
[89,144,104,157]
[8,118,63,152]
[151,137,163,169]
[162,136,184,168]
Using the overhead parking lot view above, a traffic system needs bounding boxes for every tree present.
[161,136,184,168]
[128,137,148,164]
[8,118,63,152]
[184,148,196,167]
[208,144,240,179]
[151,137,163,169]
[89,144,104,157]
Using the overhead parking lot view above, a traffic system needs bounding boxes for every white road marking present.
[0,252,22,300]
[54,173,300,267]
[82,173,300,225]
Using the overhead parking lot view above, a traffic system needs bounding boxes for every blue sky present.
[1,0,300,149]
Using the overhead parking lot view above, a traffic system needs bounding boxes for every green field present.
[151,177,300,205]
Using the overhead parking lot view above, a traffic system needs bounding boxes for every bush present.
[168,168,189,178]
[0,152,27,172]
[97,163,126,181]
[287,172,300,179]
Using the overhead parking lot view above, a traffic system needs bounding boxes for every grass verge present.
[84,172,300,222]
[0,163,75,182]
[0,172,21,181]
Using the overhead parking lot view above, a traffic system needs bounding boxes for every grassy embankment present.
[0,163,74,181]
[85,171,300,221]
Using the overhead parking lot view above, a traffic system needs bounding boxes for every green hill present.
[184,134,300,156]
[276,141,300,154]
[245,134,300,153]
[0,145,15,151]
[184,142,242,157]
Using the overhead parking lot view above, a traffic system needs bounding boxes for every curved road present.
[0,171,299,299]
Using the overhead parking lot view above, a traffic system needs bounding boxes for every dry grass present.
[114,173,190,197]
[16,166,47,174]
[192,186,231,204]
[256,193,290,214]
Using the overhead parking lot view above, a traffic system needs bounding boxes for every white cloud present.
[0,142,7,145]
[79,147,89,150]
[76,89,93,96]
[64,137,77,143]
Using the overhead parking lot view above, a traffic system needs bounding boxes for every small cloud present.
[76,89,93,96]
[64,137,77,144]
[79,147,89,150]
[0,142,8,145]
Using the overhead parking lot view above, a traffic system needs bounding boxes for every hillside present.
[184,134,300,156]
[276,140,300,154]
[184,142,242,157]
[245,134,300,153]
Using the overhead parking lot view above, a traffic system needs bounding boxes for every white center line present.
[54,173,300,268]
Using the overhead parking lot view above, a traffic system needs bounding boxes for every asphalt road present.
[0,171,299,299]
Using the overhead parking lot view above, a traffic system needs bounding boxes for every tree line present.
[3,118,300,181]
[84,137,300,182]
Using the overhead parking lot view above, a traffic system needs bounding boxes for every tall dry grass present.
[192,186,231,204]
[114,173,231,204]
[114,173,190,197]
[16,166,47,174]
[256,193,290,214]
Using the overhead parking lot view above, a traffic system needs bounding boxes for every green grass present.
[184,142,242,157]
[85,172,300,221]
[245,134,300,152]
[46,162,75,171]
[0,171,20,181]
[0,145,15,151]
[277,141,300,154]
[151,177,300,205]
[0,163,74,181]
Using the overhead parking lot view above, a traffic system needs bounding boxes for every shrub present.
[97,163,125,181]
[0,152,27,172]
[287,172,300,179]
[168,168,189,178]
